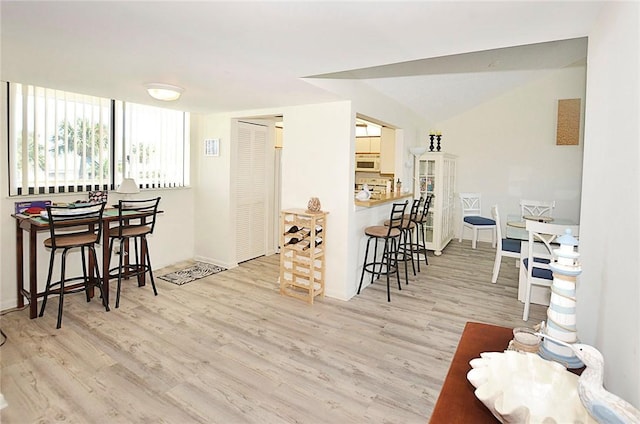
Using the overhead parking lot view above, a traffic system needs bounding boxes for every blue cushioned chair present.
[520,220,580,321]
[490,205,522,283]
[459,192,496,249]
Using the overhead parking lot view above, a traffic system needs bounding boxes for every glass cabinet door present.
[417,158,436,243]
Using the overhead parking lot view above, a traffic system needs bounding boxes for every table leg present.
[102,220,111,308]
[15,219,25,310]
[28,225,38,319]
[86,223,96,298]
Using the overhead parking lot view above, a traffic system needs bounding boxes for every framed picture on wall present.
[204,138,220,156]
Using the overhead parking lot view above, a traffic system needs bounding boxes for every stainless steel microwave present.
[355,154,380,172]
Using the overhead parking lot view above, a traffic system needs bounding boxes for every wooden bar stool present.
[357,201,407,302]
[39,202,110,329]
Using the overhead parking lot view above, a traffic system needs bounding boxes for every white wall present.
[439,66,586,242]
[195,102,354,298]
[580,1,640,407]
[280,102,353,299]
[191,114,237,269]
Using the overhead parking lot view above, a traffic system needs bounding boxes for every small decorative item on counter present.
[88,190,108,204]
[307,196,322,213]
[356,184,371,201]
[395,178,402,193]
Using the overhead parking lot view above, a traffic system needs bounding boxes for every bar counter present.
[354,191,413,207]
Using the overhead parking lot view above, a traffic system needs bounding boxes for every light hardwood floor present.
[0,240,546,423]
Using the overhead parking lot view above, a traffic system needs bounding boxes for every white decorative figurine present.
[356,184,371,201]
[537,333,640,424]
[541,228,583,368]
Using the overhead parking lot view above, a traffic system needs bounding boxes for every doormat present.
[158,262,226,286]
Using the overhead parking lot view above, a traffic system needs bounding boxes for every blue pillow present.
[523,258,553,280]
[502,238,521,253]
[464,216,496,226]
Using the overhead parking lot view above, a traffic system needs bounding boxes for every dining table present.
[12,207,157,319]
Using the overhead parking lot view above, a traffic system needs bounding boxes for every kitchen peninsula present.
[354,191,413,207]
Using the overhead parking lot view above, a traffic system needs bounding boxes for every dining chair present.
[357,201,407,302]
[520,199,556,218]
[107,197,161,308]
[39,202,110,329]
[520,220,579,321]
[490,205,521,283]
[459,192,496,249]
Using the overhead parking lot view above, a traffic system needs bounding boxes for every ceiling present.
[1,1,603,122]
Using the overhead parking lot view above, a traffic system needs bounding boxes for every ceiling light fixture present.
[145,83,184,101]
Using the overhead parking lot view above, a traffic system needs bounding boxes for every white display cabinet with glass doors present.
[414,152,457,255]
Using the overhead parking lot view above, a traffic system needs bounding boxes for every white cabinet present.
[379,127,395,175]
[355,136,381,153]
[414,152,457,255]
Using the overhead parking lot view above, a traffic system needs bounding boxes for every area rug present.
[158,262,226,286]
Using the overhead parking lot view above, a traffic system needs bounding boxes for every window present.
[8,84,112,195]
[7,82,190,196]
[116,102,190,189]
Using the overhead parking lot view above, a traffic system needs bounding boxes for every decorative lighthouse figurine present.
[539,228,584,369]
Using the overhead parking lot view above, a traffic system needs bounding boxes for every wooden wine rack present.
[279,208,328,304]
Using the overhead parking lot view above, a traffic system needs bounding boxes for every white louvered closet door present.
[236,121,267,263]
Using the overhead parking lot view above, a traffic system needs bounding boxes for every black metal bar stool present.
[107,197,161,308]
[357,201,407,302]
[414,194,433,270]
[39,202,110,329]
[385,197,422,281]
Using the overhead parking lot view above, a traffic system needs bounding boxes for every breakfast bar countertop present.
[354,191,413,207]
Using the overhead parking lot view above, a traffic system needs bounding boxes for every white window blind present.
[7,82,190,196]
[8,83,112,195]
[117,102,190,189]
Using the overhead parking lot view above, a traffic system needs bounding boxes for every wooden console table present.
[429,322,512,423]
[430,321,583,423]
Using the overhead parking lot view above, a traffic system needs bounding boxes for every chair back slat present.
[419,194,433,222]
[386,201,408,236]
[520,199,556,217]
[117,197,161,237]
[46,202,106,248]
[491,204,503,249]
[460,192,482,217]
[409,198,422,222]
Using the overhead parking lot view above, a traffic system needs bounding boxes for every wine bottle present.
[284,225,299,234]
[302,237,322,251]
[300,240,312,250]
[285,237,300,245]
